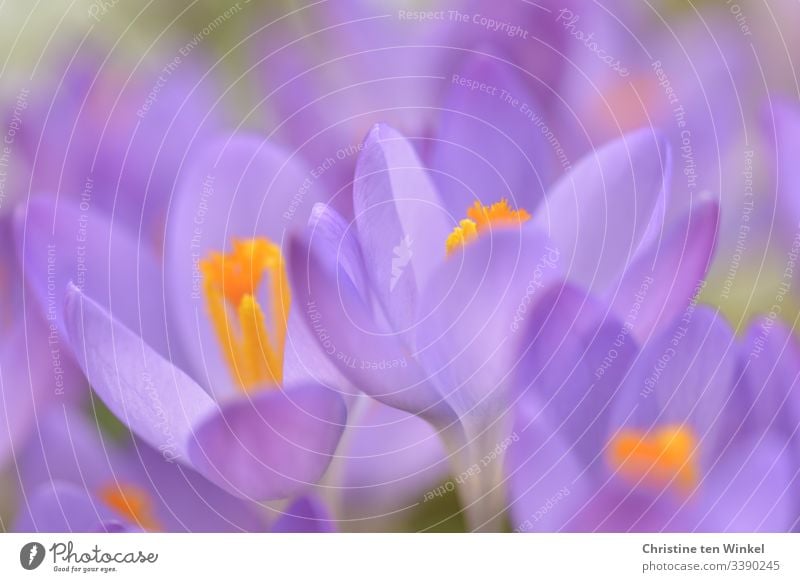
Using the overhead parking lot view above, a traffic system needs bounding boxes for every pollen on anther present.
[445,199,531,256]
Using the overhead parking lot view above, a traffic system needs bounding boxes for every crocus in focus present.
[289,106,718,529]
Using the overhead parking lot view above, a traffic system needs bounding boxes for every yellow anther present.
[445,199,531,256]
[200,238,290,392]
[608,425,698,494]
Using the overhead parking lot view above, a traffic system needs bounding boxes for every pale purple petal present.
[15,197,170,358]
[765,97,800,249]
[429,52,555,215]
[134,442,266,532]
[281,205,370,394]
[288,234,446,421]
[609,196,719,341]
[19,406,126,493]
[353,124,451,331]
[187,382,347,500]
[740,318,800,449]
[20,405,266,532]
[307,203,369,296]
[414,230,560,424]
[339,397,448,520]
[0,318,70,466]
[514,283,637,463]
[532,129,669,292]
[63,283,215,462]
[507,393,597,532]
[694,435,796,532]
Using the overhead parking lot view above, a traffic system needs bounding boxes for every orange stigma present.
[445,199,531,256]
[99,483,162,532]
[200,238,290,392]
[608,425,699,494]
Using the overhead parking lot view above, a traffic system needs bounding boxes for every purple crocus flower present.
[62,280,347,503]
[506,289,797,532]
[16,138,347,502]
[289,111,718,529]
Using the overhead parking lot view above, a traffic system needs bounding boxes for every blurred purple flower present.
[14,406,267,532]
[9,45,223,243]
[507,294,797,532]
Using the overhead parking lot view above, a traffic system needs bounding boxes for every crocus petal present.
[187,382,347,501]
[19,406,125,493]
[0,316,71,466]
[307,203,369,297]
[282,309,358,399]
[570,483,690,533]
[740,318,800,446]
[507,285,639,532]
[1,208,84,460]
[532,129,669,292]
[134,442,266,532]
[514,283,638,463]
[272,495,334,533]
[166,135,317,395]
[507,393,596,532]
[255,1,448,218]
[63,283,215,463]
[14,197,170,358]
[449,0,580,101]
[414,229,560,425]
[288,234,449,421]
[609,195,719,341]
[339,396,448,521]
[254,25,354,214]
[353,123,451,331]
[281,204,370,395]
[429,52,555,215]
[0,218,65,465]
[14,481,127,533]
[694,435,796,532]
